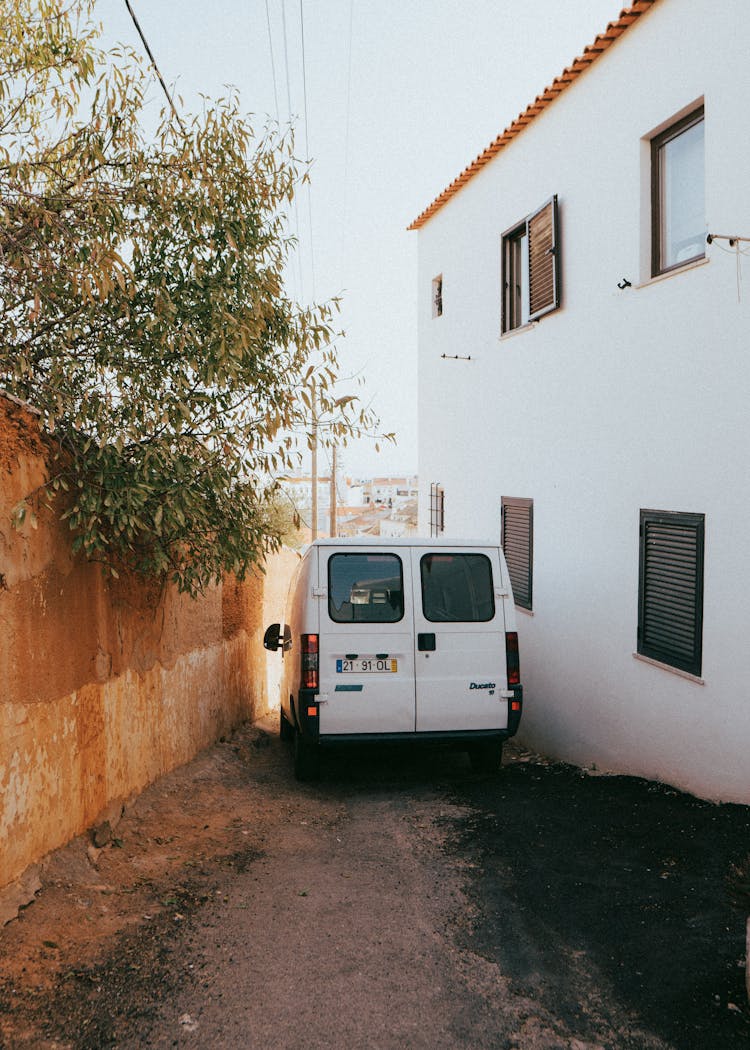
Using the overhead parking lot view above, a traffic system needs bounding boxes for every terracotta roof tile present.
[408,0,659,231]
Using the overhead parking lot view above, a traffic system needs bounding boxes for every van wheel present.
[280,706,294,742]
[468,740,503,773]
[293,730,321,782]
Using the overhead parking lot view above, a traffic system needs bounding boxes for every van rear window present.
[328,554,404,623]
[420,553,495,622]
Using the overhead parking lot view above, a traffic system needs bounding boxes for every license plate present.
[336,657,398,673]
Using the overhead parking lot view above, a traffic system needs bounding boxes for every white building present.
[282,476,334,512]
[379,499,419,537]
[361,476,419,508]
[411,0,750,802]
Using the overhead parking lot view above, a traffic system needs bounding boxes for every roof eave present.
[407,0,659,232]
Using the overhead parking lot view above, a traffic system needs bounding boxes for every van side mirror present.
[264,624,282,651]
[263,624,292,652]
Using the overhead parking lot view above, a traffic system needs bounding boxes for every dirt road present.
[1,716,749,1048]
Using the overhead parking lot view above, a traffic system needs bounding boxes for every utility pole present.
[329,445,337,538]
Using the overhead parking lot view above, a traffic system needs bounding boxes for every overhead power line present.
[299,0,316,300]
[339,0,354,290]
[123,0,188,137]
[264,0,281,124]
[279,0,305,302]
[280,0,294,120]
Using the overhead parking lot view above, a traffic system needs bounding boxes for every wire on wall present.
[707,233,750,304]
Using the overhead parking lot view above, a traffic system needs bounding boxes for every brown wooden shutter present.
[501,498,533,611]
[527,195,560,321]
[638,510,704,676]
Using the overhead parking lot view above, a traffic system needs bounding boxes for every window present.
[501,497,533,611]
[429,483,444,537]
[638,510,704,676]
[328,553,404,623]
[503,223,528,330]
[502,195,560,334]
[432,275,443,318]
[420,554,495,622]
[651,106,705,276]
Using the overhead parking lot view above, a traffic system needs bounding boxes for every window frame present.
[501,195,560,334]
[431,274,443,318]
[502,221,527,332]
[650,105,705,278]
[637,509,705,677]
[501,497,533,611]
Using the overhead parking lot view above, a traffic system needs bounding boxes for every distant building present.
[379,499,419,537]
[336,505,391,538]
[282,475,418,538]
[282,475,333,511]
[361,475,419,508]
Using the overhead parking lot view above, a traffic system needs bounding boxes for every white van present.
[264,537,522,779]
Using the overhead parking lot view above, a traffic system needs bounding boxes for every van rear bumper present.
[315,728,513,747]
[297,685,523,743]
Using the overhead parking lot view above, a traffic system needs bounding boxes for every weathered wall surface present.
[0,395,298,894]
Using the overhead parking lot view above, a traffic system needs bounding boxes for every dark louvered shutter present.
[527,195,560,321]
[501,498,533,610]
[638,510,704,676]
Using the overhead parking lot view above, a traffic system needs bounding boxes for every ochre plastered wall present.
[0,395,298,892]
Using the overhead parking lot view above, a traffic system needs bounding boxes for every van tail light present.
[505,632,520,686]
[301,634,319,691]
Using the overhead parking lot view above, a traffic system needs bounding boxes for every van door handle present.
[418,633,436,652]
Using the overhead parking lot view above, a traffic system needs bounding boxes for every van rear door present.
[411,548,509,732]
[317,547,416,735]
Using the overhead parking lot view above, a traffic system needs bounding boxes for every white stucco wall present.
[416,0,750,802]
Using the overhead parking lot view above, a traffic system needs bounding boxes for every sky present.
[96,0,622,479]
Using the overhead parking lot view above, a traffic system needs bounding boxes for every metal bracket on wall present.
[706,233,750,245]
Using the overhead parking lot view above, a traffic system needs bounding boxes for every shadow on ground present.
[447,752,750,1049]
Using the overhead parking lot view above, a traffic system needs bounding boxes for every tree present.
[0,0,384,594]
[261,490,306,551]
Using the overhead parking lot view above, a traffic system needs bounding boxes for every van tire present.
[468,740,503,773]
[280,706,294,742]
[294,730,321,781]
